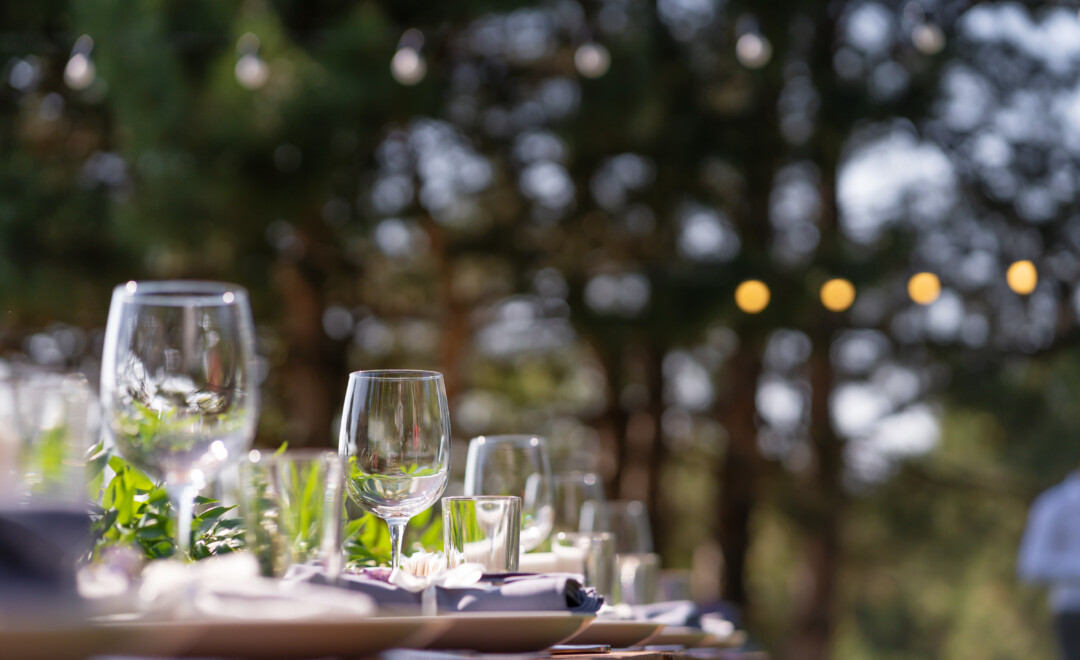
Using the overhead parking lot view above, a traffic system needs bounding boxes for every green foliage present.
[88,441,243,561]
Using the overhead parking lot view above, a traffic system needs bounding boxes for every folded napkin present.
[136,553,376,621]
[0,506,89,621]
[632,600,700,627]
[289,565,603,615]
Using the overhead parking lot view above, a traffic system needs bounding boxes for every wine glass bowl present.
[338,370,450,569]
[463,435,554,552]
[100,280,258,558]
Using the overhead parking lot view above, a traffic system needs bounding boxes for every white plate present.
[103,616,443,659]
[413,612,594,653]
[648,625,709,648]
[565,619,664,648]
[700,629,748,649]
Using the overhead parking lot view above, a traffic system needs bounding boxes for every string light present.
[1006,260,1037,295]
[907,272,941,305]
[391,47,426,86]
[575,42,611,78]
[735,280,770,314]
[820,278,856,312]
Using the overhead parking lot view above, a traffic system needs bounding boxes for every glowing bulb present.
[223,291,235,304]
[575,42,611,79]
[235,54,270,90]
[820,278,856,312]
[736,33,772,69]
[912,23,945,55]
[908,272,941,305]
[125,280,138,294]
[1006,260,1037,295]
[735,280,770,314]
[64,52,96,90]
[391,47,426,86]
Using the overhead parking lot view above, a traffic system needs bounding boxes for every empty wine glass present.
[602,500,653,553]
[338,370,450,570]
[100,280,259,559]
[463,435,554,552]
[552,471,609,536]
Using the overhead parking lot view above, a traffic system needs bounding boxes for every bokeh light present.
[820,278,856,312]
[1006,260,1038,295]
[391,47,426,86]
[736,33,772,69]
[574,42,611,78]
[735,280,770,314]
[235,54,269,90]
[907,272,941,305]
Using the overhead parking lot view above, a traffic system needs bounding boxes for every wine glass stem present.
[169,484,199,560]
[387,518,408,569]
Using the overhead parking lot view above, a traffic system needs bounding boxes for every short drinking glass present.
[443,496,520,572]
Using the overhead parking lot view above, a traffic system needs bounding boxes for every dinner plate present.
[647,625,709,648]
[103,616,442,659]
[564,619,664,648]
[407,612,594,653]
[0,622,129,660]
[700,629,748,649]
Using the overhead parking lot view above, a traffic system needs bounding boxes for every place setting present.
[0,279,748,660]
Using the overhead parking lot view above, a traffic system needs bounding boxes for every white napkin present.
[138,552,376,621]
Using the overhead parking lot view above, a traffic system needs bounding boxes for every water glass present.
[0,369,95,616]
[553,531,615,601]
[443,495,520,572]
[240,450,344,578]
[552,471,608,536]
[464,435,553,552]
[616,552,660,605]
[604,500,653,553]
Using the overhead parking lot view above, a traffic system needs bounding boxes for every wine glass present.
[338,370,450,570]
[602,500,653,553]
[463,435,554,552]
[552,471,609,536]
[100,280,258,559]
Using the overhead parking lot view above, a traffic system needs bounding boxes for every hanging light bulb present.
[735,280,770,314]
[64,35,96,90]
[234,32,269,90]
[907,272,941,305]
[820,279,856,312]
[1006,260,1037,295]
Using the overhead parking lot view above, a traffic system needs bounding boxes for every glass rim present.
[469,434,546,446]
[246,448,340,464]
[112,280,249,307]
[443,495,522,503]
[349,369,444,381]
[554,470,602,483]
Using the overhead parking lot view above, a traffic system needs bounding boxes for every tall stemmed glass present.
[100,281,258,559]
[464,435,554,552]
[339,370,450,570]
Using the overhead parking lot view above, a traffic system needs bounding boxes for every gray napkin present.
[632,600,700,627]
[287,566,603,614]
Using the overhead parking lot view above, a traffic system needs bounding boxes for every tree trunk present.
[784,340,843,660]
[717,345,763,608]
[273,259,343,447]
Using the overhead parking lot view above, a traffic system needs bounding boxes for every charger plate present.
[564,619,664,648]
[647,625,709,648]
[101,615,443,659]
[393,612,594,653]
